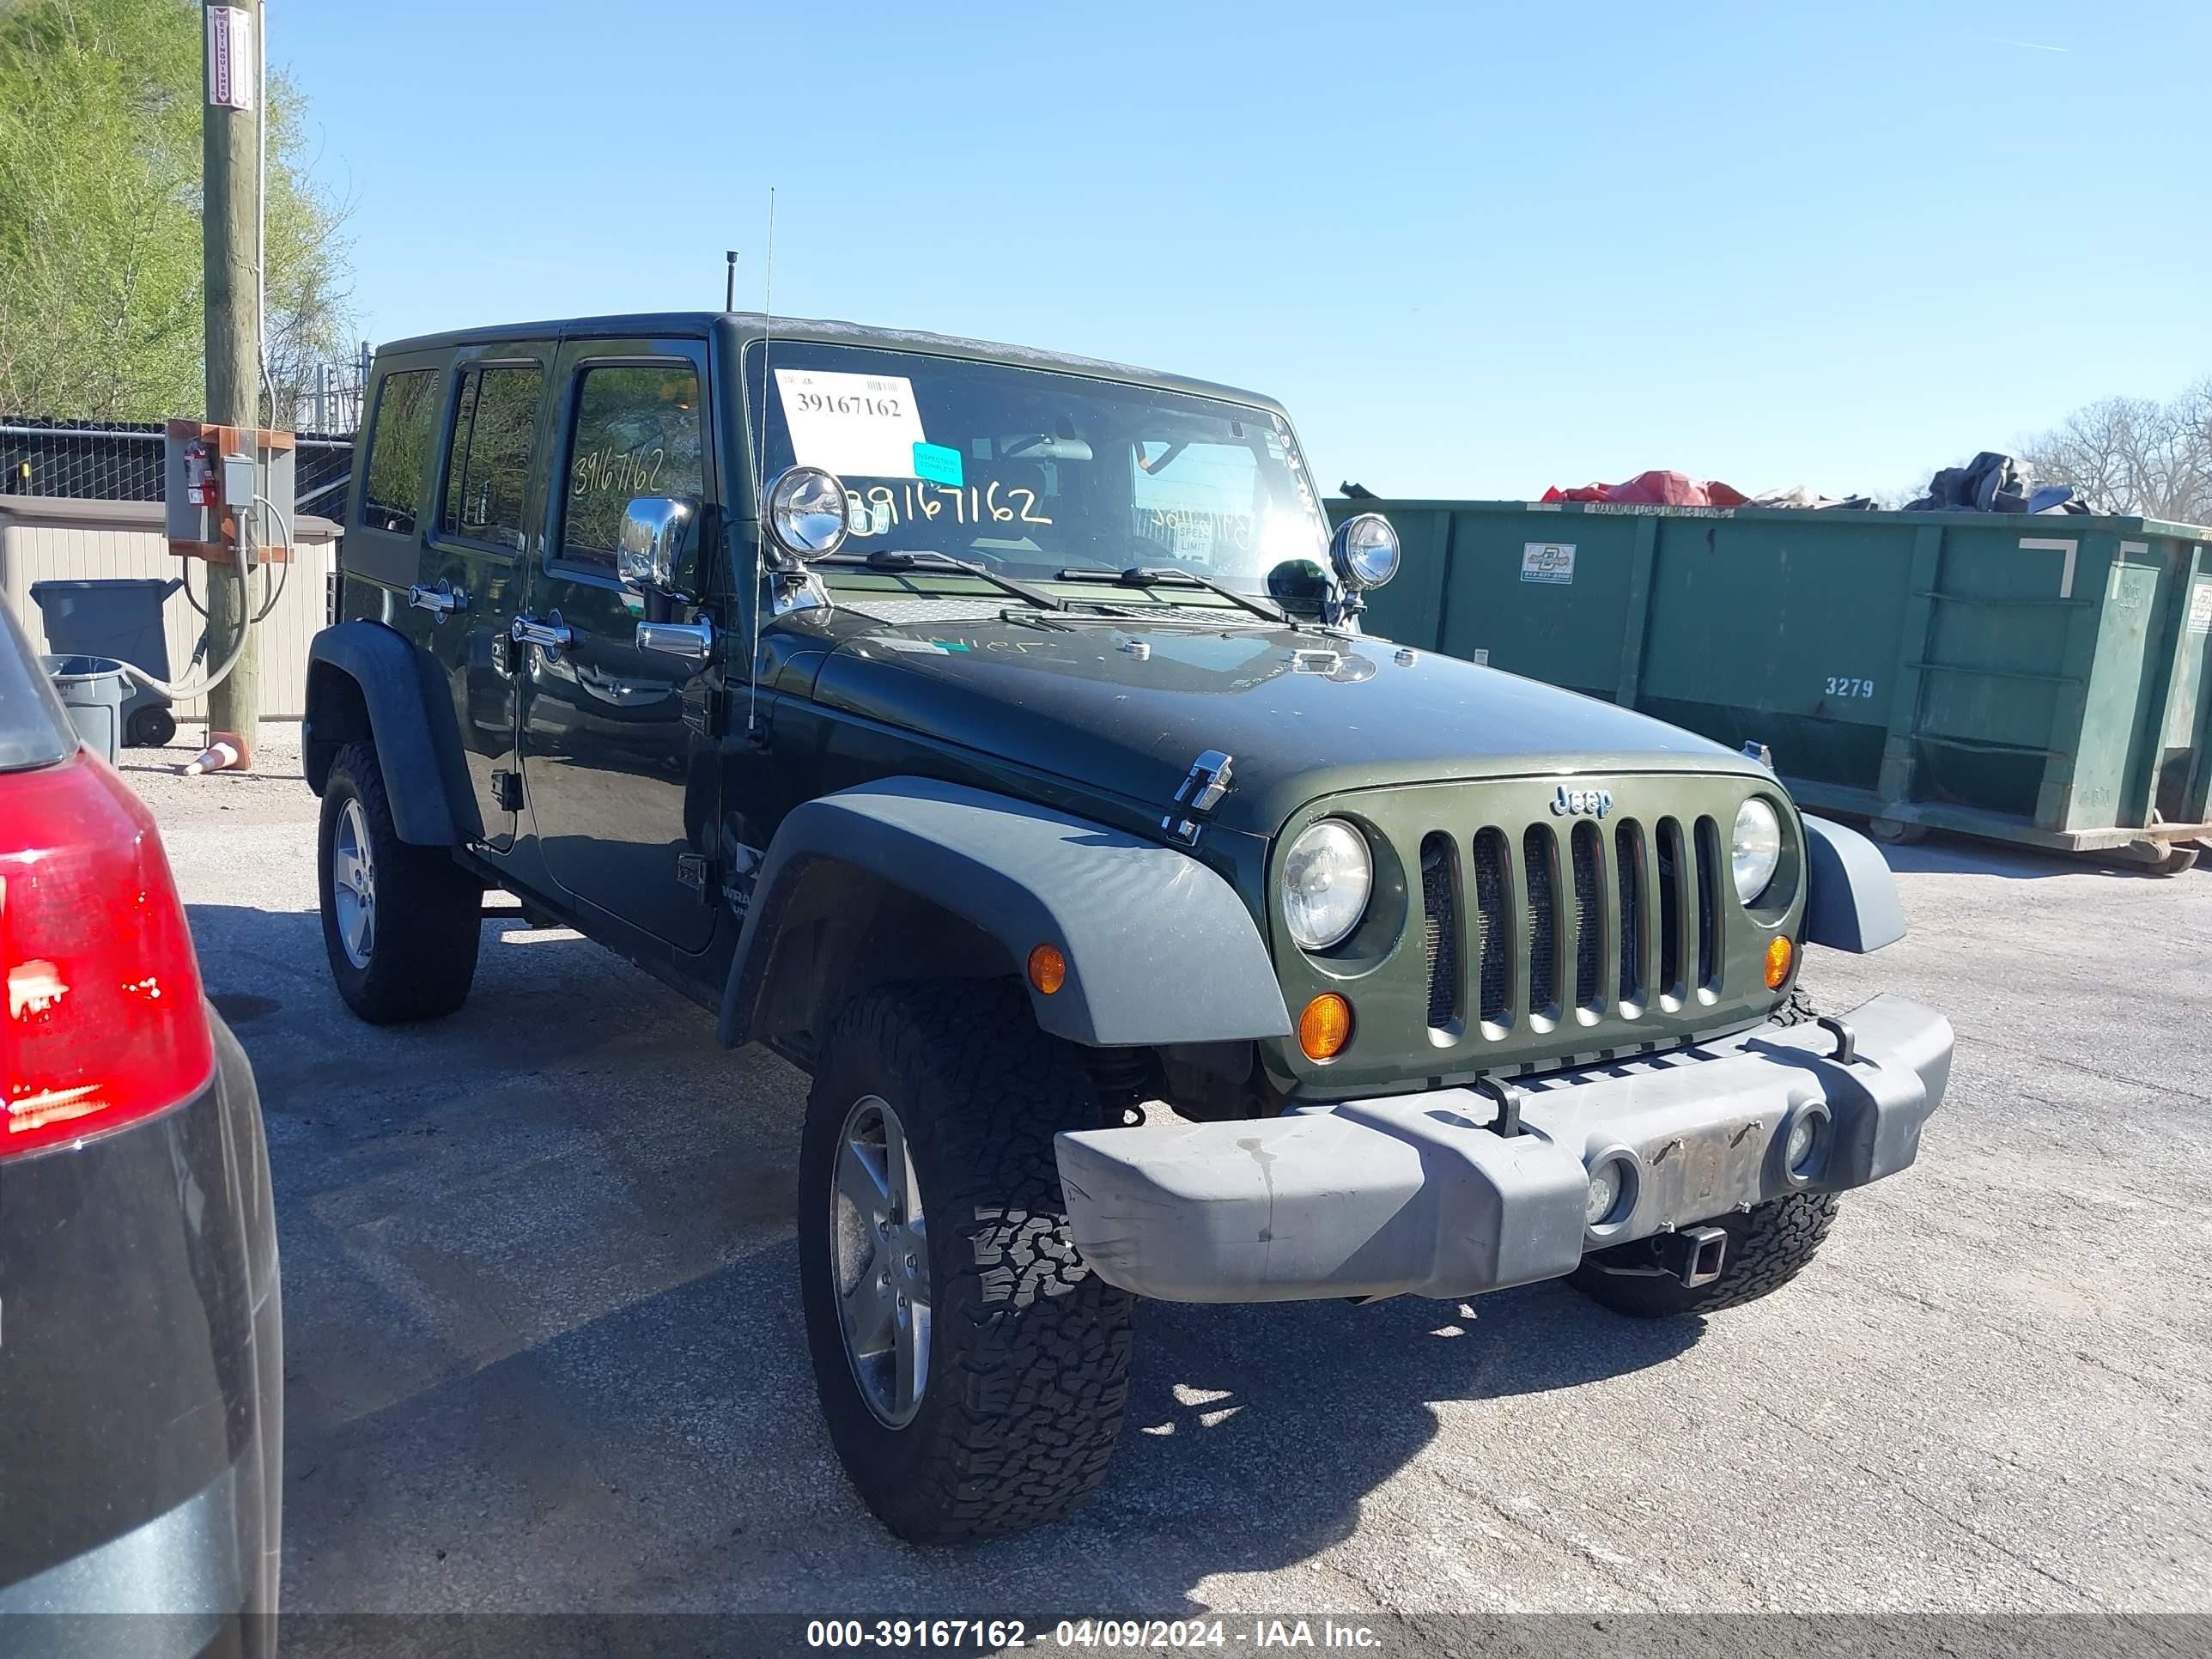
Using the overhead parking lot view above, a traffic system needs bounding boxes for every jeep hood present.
[810,614,1756,836]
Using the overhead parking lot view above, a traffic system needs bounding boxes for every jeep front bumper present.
[1054,994,1952,1303]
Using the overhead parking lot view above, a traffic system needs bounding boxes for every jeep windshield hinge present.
[1162,750,1233,847]
[676,853,711,895]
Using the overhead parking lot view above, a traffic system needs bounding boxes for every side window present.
[559,363,704,572]
[438,364,544,552]
[359,369,437,534]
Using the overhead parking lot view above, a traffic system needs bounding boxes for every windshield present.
[748,341,1330,598]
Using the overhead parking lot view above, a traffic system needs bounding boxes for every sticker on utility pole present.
[774,368,926,479]
[206,7,255,110]
[2190,581,2212,636]
[1522,542,1576,584]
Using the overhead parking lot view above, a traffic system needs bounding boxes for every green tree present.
[0,0,353,422]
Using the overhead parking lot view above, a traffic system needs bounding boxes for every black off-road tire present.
[318,740,483,1024]
[1569,1190,1841,1318]
[1569,984,1836,1318]
[798,981,1136,1542]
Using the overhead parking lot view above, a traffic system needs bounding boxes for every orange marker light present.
[1299,994,1353,1060]
[1027,943,1066,996]
[1764,936,1794,990]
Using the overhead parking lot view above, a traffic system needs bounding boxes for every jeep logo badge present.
[1551,785,1614,819]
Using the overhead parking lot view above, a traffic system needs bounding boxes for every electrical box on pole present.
[164,422,295,564]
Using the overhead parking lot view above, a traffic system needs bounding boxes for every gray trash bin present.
[40,654,128,765]
[29,577,181,747]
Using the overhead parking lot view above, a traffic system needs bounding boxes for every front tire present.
[318,740,482,1024]
[798,982,1135,1542]
[1570,1190,1841,1318]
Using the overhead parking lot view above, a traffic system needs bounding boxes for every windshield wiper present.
[815,548,1066,611]
[1057,565,1293,626]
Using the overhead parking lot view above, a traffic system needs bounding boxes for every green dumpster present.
[1329,498,2212,869]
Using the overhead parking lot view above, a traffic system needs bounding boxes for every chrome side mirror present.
[617,495,696,592]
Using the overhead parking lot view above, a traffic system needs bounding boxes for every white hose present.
[116,494,295,702]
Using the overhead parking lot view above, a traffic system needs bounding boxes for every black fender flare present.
[302,622,481,847]
[1802,815,1905,952]
[718,777,1292,1051]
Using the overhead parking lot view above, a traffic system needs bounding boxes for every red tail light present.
[0,750,213,1159]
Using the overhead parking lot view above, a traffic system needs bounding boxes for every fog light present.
[1027,943,1066,995]
[1298,994,1352,1060]
[1785,1112,1823,1177]
[1585,1157,1632,1227]
[1764,936,1793,989]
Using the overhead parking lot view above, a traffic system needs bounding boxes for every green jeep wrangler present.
[306,312,1952,1541]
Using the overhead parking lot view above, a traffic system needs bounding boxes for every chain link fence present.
[2,349,368,511]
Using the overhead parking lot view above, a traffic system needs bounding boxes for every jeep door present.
[514,334,719,953]
[354,349,548,849]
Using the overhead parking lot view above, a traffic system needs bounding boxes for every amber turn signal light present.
[1027,943,1066,996]
[1298,993,1352,1060]
[1764,936,1793,990]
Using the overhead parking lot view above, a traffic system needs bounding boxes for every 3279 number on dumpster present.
[1522,542,1576,584]
[1825,676,1876,700]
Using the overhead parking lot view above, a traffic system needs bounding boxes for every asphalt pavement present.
[124,737,2212,1619]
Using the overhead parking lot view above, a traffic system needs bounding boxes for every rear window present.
[360,368,439,534]
[0,595,74,772]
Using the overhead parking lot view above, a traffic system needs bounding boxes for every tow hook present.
[1659,1225,1729,1288]
[1471,1075,1524,1138]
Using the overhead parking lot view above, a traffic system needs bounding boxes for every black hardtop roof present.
[373,311,1288,416]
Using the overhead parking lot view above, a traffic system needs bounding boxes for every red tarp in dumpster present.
[1540,470,1750,507]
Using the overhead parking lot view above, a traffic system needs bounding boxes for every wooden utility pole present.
[202,0,264,752]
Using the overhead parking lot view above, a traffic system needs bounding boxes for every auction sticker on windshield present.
[775,368,927,478]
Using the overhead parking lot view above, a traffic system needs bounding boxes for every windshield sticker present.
[775,368,926,477]
[912,441,964,487]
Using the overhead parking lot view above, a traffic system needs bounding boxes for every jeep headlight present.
[1282,819,1372,951]
[1732,798,1782,904]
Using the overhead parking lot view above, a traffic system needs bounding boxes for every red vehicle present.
[0,594,281,1652]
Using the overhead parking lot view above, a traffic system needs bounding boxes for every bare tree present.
[2016,378,2212,524]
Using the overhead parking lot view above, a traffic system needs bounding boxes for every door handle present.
[511,611,573,657]
[635,617,714,663]
[408,580,467,620]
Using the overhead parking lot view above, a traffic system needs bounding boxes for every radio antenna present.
[746,189,776,738]
[723,249,738,311]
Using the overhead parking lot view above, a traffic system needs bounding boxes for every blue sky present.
[279,0,2210,501]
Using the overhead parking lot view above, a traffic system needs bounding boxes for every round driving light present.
[1764,935,1793,990]
[1027,943,1066,996]
[1732,798,1783,904]
[1280,818,1372,951]
[1584,1158,1628,1227]
[766,465,851,560]
[1784,1106,1829,1181]
[1329,513,1401,591]
[1298,994,1352,1060]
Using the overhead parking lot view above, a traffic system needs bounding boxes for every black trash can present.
[29,577,182,747]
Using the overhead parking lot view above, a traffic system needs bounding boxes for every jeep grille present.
[1420,810,1729,1047]
[1269,775,1800,1097]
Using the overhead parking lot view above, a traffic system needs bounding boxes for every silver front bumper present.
[1055,994,1953,1303]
